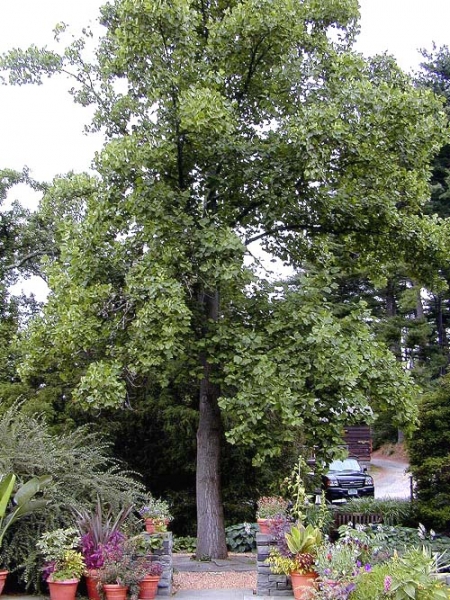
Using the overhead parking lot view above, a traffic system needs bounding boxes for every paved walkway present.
[4,592,265,600]
[173,590,258,598]
[171,553,262,598]
[173,553,256,572]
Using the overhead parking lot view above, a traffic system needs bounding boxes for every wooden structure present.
[333,511,382,528]
[343,425,372,463]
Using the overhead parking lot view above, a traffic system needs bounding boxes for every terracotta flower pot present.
[48,578,80,600]
[103,583,128,600]
[257,518,274,534]
[0,570,7,595]
[144,518,168,533]
[85,569,101,600]
[290,572,317,600]
[139,574,160,600]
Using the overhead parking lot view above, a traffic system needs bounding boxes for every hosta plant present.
[225,522,257,553]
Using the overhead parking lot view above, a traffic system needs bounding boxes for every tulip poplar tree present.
[2,0,449,558]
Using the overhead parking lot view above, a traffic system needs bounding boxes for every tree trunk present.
[195,289,228,560]
[435,293,449,376]
[385,279,401,360]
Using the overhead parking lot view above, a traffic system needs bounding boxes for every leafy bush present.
[0,402,146,590]
[225,523,257,553]
[311,523,450,600]
[338,523,450,558]
[351,547,448,600]
[408,376,450,532]
[411,456,450,531]
[172,536,197,553]
[334,497,413,526]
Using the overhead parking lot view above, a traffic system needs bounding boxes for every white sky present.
[1,0,450,297]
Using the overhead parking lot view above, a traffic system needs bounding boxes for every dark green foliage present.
[225,523,258,553]
[334,498,414,527]
[172,536,197,554]
[408,375,450,532]
[66,386,285,537]
[0,401,146,590]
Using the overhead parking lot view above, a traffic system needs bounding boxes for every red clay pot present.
[257,518,274,534]
[0,570,7,595]
[85,569,101,600]
[290,571,317,600]
[48,578,80,600]
[144,518,168,533]
[103,584,128,600]
[138,574,160,599]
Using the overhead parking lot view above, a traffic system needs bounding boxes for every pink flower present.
[384,575,392,592]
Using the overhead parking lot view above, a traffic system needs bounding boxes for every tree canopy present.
[1,0,449,557]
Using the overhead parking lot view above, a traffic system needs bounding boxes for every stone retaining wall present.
[256,532,293,597]
[148,532,173,596]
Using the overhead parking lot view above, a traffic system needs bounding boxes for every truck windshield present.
[328,458,361,472]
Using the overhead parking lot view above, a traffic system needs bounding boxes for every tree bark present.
[435,293,449,376]
[195,289,228,559]
[385,279,401,360]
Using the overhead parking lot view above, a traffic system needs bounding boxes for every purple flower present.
[384,575,392,592]
[81,530,125,569]
[42,561,56,582]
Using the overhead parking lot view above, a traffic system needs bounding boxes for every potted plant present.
[267,519,323,600]
[37,527,85,600]
[138,495,172,533]
[127,534,163,600]
[256,496,288,534]
[138,562,163,600]
[72,498,132,600]
[0,473,52,594]
[97,544,155,600]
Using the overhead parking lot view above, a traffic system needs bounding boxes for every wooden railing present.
[333,511,383,528]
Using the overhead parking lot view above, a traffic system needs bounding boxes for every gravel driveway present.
[370,455,412,500]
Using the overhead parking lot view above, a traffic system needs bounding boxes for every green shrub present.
[352,547,448,600]
[225,523,257,553]
[341,523,450,557]
[334,497,413,526]
[172,536,197,553]
[408,376,450,532]
[0,402,146,590]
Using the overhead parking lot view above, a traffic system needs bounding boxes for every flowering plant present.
[316,542,363,581]
[97,541,163,600]
[73,499,132,569]
[256,496,288,519]
[314,542,369,599]
[138,495,172,523]
[267,517,323,575]
[37,527,85,581]
[350,547,448,600]
[81,530,126,570]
